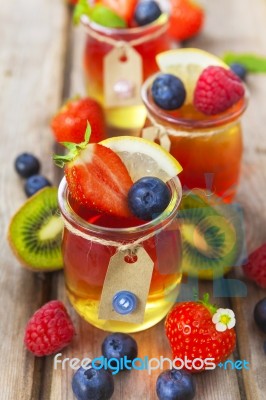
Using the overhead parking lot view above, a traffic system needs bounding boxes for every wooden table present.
[1,0,266,399]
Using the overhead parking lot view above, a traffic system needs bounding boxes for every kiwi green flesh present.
[178,193,243,277]
[8,187,64,271]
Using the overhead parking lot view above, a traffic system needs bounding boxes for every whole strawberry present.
[24,300,75,356]
[165,294,236,372]
[169,0,204,41]
[194,66,245,115]
[243,243,266,288]
[51,97,107,144]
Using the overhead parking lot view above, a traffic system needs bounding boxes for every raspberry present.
[24,300,75,356]
[243,244,266,289]
[193,66,245,115]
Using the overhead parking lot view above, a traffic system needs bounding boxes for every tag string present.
[143,111,239,145]
[81,16,168,51]
[61,215,168,253]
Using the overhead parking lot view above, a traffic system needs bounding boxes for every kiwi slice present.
[178,191,244,280]
[8,187,64,271]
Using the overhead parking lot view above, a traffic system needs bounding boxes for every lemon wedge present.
[100,136,182,182]
[156,48,228,104]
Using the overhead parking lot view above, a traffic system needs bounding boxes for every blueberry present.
[15,153,40,178]
[102,333,138,371]
[156,369,196,400]
[72,364,114,400]
[128,177,171,220]
[134,0,162,26]
[254,298,266,333]
[24,175,51,197]
[230,63,247,81]
[151,74,186,110]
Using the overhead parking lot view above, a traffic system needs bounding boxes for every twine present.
[62,215,166,253]
[143,111,237,141]
[80,15,168,51]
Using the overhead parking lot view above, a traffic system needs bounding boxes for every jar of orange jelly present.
[58,176,182,333]
[141,73,248,202]
[81,14,170,130]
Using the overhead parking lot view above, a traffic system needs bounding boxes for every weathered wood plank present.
[0,0,69,399]
[190,1,266,400]
[46,0,266,399]
[2,0,266,399]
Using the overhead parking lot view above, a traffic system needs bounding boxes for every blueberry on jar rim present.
[151,73,186,110]
[128,176,171,221]
[134,0,162,26]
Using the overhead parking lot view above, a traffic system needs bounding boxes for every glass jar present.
[141,73,248,202]
[58,176,182,333]
[82,15,170,130]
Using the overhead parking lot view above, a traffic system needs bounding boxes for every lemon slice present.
[100,136,182,182]
[156,48,228,104]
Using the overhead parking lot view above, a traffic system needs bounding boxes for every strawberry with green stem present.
[165,293,236,372]
[54,124,133,218]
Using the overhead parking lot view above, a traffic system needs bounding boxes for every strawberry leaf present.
[53,123,92,167]
[90,5,127,28]
[73,0,91,25]
[223,52,266,73]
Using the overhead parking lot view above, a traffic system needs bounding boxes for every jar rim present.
[58,176,182,239]
[80,13,168,37]
[141,72,249,131]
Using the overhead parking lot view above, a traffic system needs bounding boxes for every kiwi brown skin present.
[178,191,244,280]
[8,187,64,272]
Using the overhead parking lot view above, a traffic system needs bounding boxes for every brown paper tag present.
[142,126,171,152]
[98,247,154,324]
[103,46,143,108]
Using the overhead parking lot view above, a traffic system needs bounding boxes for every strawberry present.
[101,0,138,23]
[51,97,107,145]
[169,0,204,41]
[165,294,236,372]
[54,125,133,218]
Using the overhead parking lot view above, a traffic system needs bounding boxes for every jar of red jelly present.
[58,176,182,333]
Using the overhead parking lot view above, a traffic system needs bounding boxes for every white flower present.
[212,308,236,332]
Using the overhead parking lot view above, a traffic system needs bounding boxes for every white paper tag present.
[98,247,154,324]
[103,46,143,108]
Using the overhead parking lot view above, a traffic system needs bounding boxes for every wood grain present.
[190,1,266,400]
[1,0,266,399]
[0,0,69,399]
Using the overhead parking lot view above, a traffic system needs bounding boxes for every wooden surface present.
[1,0,266,399]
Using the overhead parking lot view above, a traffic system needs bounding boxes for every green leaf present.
[73,0,91,25]
[90,5,127,28]
[222,52,266,73]
[53,123,92,167]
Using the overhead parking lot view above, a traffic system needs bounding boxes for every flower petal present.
[215,322,227,332]
[212,314,220,324]
[225,309,235,318]
[227,317,236,329]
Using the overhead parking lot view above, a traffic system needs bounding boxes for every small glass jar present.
[141,73,248,202]
[58,177,182,333]
[82,15,170,131]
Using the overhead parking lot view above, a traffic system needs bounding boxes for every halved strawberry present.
[101,0,138,23]
[54,126,133,218]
